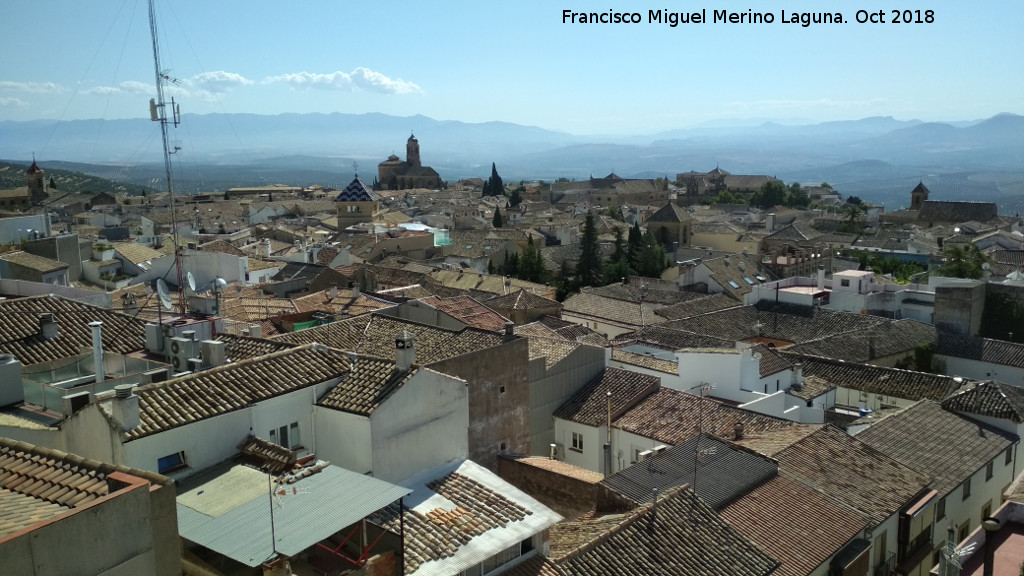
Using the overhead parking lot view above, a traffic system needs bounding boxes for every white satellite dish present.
[214,277,228,291]
[156,279,173,311]
[187,271,197,293]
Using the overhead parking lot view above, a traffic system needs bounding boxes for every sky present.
[1,0,1021,135]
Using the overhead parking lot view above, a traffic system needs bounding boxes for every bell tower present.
[26,158,47,205]
[910,181,929,211]
[406,133,421,168]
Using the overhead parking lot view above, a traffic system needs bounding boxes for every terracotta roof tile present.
[553,368,661,427]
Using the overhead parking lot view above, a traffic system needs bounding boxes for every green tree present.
[820,182,833,190]
[576,211,603,288]
[627,221,644,271]
[786,183,810,209]
[846,195,863,205]
[634,231,670,278]
[492,207,503,228]
[749,180,788,209]
[707,190,745,205]
[937,244,989,279]
[502,251,519,277]
[483,162,504,197]
[517,236,549,284]
[509,186,523,207]
[603,227,631,284]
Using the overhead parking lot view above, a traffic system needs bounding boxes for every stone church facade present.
[377,134,443,190]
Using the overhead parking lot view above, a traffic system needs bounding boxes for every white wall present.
[371,369,469,484]
[940,356,1024,387]
[553,418,604,474]
[315,408,373,474]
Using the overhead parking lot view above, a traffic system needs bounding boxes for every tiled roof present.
[602,436,778,510]
[752,344,792,377]
[917,200,997,223]
[378,460,560,575]
[856,400,1015,495]
[127,345,350,440]
[272,314,505,364]
[111,241,163,265]
[0,250,68,273]
[653,293,741,321]
[526,337,581,370]
[553,368,661,427]
[586,284,704,306]
[613,387,804,447]
[612,325,733,350]
[334,176,380,202]
[0,437,169,538]
[290,289,393,318]
[550,487,779,576]
[418,295,510,332]
[786,320,937,364]
[237,434,297,475]
[198,239,246,257]
[486,289,562,311]
[937,333,1024,369]
[214,333,297,361]
[645,203,691,223]
[562,291,666,328]
[317,357,421,416]
[777,425,929,527]
[784,353,968,401]
[941,380,1024,424]
[611,349,678,375]
[0,294,146,366]
[663,301,889,345]
[720,474,867,576]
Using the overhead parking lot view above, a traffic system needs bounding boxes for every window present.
[840,279,851,287]
[1006,446,1013,466]
[962,477,972,500]
[986,461,994,481]
[936,496,946,520]
[270,422,301,450]
[958,521,970,543]
[499,385,506,394]
[571,432,584,452]
[157,451,186,473]
[982,500,992,520]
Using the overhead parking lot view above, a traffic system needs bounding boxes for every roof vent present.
[39,313,59,340]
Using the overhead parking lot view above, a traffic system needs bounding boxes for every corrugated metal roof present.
[177,463,410,567]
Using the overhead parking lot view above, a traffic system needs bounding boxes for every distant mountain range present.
[1,112,1022,212]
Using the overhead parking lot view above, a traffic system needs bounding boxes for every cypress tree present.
[576,211,603,288]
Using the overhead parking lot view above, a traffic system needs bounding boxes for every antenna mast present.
[148,0,186,314]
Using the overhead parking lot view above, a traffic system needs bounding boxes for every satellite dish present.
[187,271,197,293]
[214,277,228,291]
[156,279,173,311]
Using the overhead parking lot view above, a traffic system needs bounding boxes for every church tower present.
[910,181,929,211]
[406,133,421,168]
[26,159,47,205]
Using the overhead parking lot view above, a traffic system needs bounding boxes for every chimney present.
[248,324,263,339]
[766,213,776,233]
[351,281,360,297]
[89,321,104,384]
[733,422,745,441]
[111,384,141,431]
[39,313,59,340]
[0,354,24,406]
[396,330,416,371]
[504,321,515,342]
[791,363,803,390]
[263,238,272,257]
[329,284,338,300]
[549,443,557,460]
[816,265,825,290]
[983,517,1001,576]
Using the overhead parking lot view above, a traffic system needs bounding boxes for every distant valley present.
[2,111,1022,213]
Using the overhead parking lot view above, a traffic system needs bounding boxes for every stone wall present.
[497,455,601,520]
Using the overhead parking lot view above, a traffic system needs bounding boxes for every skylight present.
[743,277,755,285]
[727,280,741,289]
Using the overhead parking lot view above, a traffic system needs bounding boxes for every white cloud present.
[0,96,29,107]
[265,67,422,95]
[83,81,154,96]
[0,81,65,94]
[189,71,252,93]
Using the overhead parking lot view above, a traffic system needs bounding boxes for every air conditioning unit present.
[201,340,226,368]
[187,357,203,373]
[637,449,653,462]
[169,337,194,359]
[652,445,669,455]
[142,367,171,384]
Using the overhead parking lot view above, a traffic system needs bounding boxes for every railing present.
[899,530,932,563]
[873,551,896,576]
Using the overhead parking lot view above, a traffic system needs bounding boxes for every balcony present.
[873,552,896,576]
[896,530,933,574]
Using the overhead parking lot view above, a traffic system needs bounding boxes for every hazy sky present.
[1,0,1020,134]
